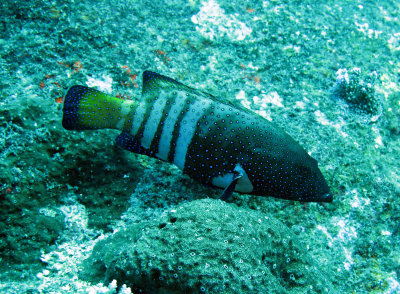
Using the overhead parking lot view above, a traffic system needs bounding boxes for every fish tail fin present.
[62,85,134,131]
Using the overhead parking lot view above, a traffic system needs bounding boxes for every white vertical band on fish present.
[131,101,147,136]
[116,100,134,130]
[141,95,168,149]
[174,98,212,170]
[156,91,187,161]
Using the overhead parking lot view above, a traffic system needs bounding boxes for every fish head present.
[288,158,332,202]
[247,147,332,202]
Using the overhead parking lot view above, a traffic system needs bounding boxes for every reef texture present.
[82,199,333,293]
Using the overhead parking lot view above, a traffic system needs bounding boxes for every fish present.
[62,71,332,202]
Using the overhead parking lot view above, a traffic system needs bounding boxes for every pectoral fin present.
[220,171,243,201]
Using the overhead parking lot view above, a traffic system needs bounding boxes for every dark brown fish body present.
[62,71,332,202]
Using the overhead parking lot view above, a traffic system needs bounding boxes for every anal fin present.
[115,132,152,156]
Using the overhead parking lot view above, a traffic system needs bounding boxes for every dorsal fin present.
[141,71,253,114]
[142,71,188,94]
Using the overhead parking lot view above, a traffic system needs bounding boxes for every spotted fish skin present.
[62,71,332,202]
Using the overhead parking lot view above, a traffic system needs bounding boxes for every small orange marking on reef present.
[122,65,131,74]
[240,64,262,84]
[154,50,171,64]
[155,50,166,55]
[121,66,139,88]
[40,74,58,89]
[53,81,61,88]
[247,8,254,13]
[242,74,262,84]
[253,76,261,84]
[58,60,83,74]
[6,188,12,193]
[57,61,69,67]
[129,73,137,81]
[116,93,132,100]
[55,97,63,103]
[73,60,83,72]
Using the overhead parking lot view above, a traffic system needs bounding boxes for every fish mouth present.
[298,193,333,203]
[320,193,333,202]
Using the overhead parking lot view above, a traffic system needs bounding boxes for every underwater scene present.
[1,0,400,293]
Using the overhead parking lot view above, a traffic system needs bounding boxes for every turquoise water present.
[1,0,399,293]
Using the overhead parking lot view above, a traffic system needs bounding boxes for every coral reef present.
[81,199,333,293]
[334,68,380,116]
